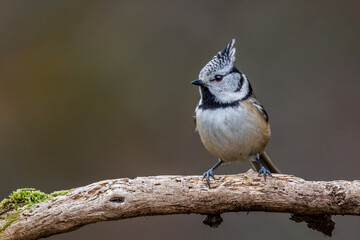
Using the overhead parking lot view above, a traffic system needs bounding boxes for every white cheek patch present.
[208,77,250,103]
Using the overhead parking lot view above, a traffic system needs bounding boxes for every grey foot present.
[202,169,215,187]
[258,166,272,181]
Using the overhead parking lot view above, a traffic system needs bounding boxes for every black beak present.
[190,79,205,86]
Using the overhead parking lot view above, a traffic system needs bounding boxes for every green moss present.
[49,190,71,198]
[0,188,71,215]
[0,211,19,231]
[0,188,71,233]
[1,188,47,214]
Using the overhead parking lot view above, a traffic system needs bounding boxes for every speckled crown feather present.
[199,39,236,80]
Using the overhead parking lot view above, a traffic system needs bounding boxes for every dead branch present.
[1,169,360,240]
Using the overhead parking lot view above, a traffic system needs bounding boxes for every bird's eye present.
[215,75,223,81]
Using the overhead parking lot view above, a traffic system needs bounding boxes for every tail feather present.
[251,152,281,174]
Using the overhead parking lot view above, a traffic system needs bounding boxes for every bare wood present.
[1,169,360,240]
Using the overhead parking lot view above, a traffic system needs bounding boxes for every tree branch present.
[1,169,360,240]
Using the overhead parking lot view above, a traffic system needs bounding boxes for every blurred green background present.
[1,0,360,239]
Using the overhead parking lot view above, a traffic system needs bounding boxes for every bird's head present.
[191,39,251,103]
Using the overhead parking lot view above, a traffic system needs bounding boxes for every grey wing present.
[193,116,198,132]
[250,99,279,173]
[251,98,269,122]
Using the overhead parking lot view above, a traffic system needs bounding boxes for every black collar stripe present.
[198,87,239,110]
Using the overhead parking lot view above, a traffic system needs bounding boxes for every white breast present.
[196,103,270,162]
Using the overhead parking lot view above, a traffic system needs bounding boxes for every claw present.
[202,159,223,188]
[202,169,215,187]
[258,166,272,181]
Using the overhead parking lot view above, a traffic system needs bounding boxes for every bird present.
[191,39,280,187]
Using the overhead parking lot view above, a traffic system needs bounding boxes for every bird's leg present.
[256,153,272,181]
[202,159,223,187]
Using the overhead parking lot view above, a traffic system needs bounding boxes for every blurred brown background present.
[1,0,360,239]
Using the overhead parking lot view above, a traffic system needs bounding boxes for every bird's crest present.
[199,39,236,80]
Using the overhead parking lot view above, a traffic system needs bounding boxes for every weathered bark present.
[1,169,360,240]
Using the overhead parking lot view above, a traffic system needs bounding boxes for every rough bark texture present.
[1,169,360,240]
